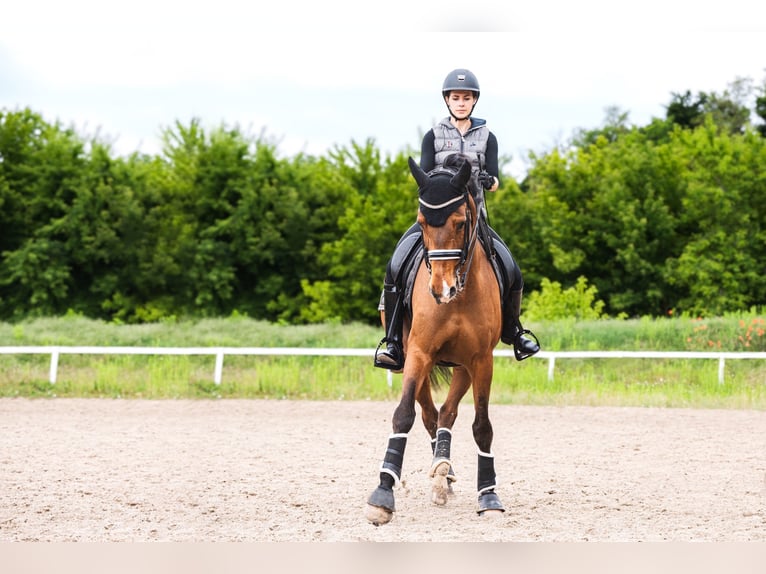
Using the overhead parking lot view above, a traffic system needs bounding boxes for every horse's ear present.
[450,158,472,189]
[408,156,429,189]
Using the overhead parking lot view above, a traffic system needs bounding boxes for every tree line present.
[1,76,764,324]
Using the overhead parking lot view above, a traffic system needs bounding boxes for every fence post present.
[49,349,59,385]
[718,356,725,384]
[547,356,556,382]
[214,351,224,385]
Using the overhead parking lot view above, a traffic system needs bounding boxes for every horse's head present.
[409,155,477,305]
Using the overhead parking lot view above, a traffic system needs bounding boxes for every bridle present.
[419,174,480,293]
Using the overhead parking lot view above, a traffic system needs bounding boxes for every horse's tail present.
[428,365,452,389]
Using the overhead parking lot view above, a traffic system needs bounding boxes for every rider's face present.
[445,90,477,119]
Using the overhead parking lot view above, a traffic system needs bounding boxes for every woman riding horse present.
[374,68,539,371]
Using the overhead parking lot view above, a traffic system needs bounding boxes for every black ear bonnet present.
[408,156,472,227]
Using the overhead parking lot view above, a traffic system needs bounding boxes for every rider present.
[374,68,540,370]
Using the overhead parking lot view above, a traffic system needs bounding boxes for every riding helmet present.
[441,69,480,99]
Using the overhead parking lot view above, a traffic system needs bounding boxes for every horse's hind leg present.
[428,367,471,505]
[429,427,454,505]
[413,378,455,505]
[417,378,439,439]
[418,387,457,502]
[429,430,457,496]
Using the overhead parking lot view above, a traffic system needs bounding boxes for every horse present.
[365,156,506,526]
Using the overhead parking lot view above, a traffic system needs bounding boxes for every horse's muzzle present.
[430,283,458,304]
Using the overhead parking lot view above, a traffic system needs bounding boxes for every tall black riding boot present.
[501,289,540,361]
[374,285,405,371]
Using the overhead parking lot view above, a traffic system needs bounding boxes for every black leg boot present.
[501,289,540,361]
[374,285,405,370]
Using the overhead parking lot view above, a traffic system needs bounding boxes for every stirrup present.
[513,329,540,361]
[374,338,404,371]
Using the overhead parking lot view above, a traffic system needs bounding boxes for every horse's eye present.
[456,221,466,231]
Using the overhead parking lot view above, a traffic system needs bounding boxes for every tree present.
[664,119,766,315]
[665,79,753,136]
[701,77,753,135]
[0,109,89,317]
[665,90,707,129]
[301,141,415,324]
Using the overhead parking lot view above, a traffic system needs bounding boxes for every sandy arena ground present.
[0,398,764,542]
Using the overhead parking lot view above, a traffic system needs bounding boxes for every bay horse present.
[365,156,505,526]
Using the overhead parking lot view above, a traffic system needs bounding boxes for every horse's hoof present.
[431,461,451,506]
[429,458,451,478]
[365,504,393,526]
[477,490,505,515]
[366,485,395,525]
[478,509,504,519]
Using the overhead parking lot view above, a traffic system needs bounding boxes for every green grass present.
[0,313,764,408]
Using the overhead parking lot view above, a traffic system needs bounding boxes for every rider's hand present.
[478,171,495,191]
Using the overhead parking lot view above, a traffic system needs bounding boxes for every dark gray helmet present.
[441,69,480,98]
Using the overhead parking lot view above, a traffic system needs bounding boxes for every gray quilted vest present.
[432,117,490,172]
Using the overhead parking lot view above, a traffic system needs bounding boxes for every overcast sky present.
[2,0,765,177]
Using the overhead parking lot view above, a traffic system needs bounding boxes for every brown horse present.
[365,156,505,526]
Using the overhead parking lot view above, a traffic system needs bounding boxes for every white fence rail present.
[1,346,765,386]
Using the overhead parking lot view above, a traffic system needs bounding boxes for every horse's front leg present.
[365,357,430,526]
[471,357,505,517]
